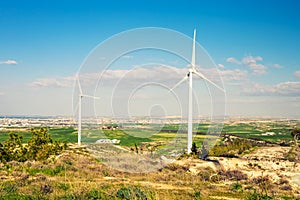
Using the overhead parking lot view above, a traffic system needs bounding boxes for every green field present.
[0,127,77,143]
[0,121,295,147]
[221,122,294,142]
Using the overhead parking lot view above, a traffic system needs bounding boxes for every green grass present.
[103,130,151,146]
[48,127,77,142]
[26,165,65,176]
[221,122,293,142]
[0,121,294,146]
[0,130,32,142]
[0,127,77,143]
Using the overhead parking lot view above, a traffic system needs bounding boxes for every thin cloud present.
[294,70,300,78]
[217,64,225,69]
[99,65,187,82]
[226,56,267,75]
[30,76,75,88]
[30,66,186,88]
[242,81,300,96]
[226,57,241,65]
[30,65,244,89]
[220,69,248,81]
[0,60,17,65]
[0,92,4,96]
[273,64,284,69]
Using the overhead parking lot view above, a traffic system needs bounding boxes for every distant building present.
[96,139,120,144]
[261,132,276,136]
[102,125,119,130]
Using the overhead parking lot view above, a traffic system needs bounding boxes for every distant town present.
[0,115,298,129]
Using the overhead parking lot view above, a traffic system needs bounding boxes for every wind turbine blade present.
[191,29,196,69]
[81,94,100,99]
[193,70,225,92]
[76,73,83,95]
[170,76,188,91]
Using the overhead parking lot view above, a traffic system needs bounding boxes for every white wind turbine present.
[171,29,225,154]
[76,74,99,146]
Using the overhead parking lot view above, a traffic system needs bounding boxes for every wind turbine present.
[76,74,99,146]
[171,29,225,154]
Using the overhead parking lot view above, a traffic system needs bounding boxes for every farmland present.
[0,118,299,199]
[0,119,297,146]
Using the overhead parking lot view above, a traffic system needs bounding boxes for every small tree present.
[2,132,27,162]
[191,142,198,155]
[0,128,66,162]
[200,142,208,160]
[26,128,65,161]
[27,128,53,160]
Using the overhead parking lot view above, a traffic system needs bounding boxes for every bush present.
[116,186,154,200]
[0,133,27,162]
[246,190,273,200]
[27,128,64,161]
[251,175,273,197]
[87,189,108,199]
[194,190,201,200]
[217,169,248,181]
[165,163,189,172]
[231,182,243,191]
[209,138,256,157]
[191,142,198,155]
[0,128,66,162]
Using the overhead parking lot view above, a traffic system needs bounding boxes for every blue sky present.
[0,0,299,117]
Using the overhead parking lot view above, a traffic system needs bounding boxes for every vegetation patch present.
[0,128,67,162]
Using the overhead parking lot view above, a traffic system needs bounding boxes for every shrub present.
[87,189,108,199]
[231,182,243,191]
[0,133,27,162]
[279,185,292,191]
[194,190,201,199]
[251,175,273,196]
[198,167,215,181]
[0,128,66,162]
[246,190,273,200]
[217,169,248,181]
[40,184,52,194]
[27,128,64,161]
[116,186,154,200]
[191,142,198,155]
[209,138,256,157]
[165,163,189,172]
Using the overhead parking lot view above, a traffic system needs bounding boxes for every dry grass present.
[0,145,299,199]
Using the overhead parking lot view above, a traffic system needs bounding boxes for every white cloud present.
[30,65,249,91]
[294,70,300,78]
[30,66,187,88]
[226,56,267,75]
[30,76,75,88]
[99,65,187,82]
[242,81,300,96]
[218,64,225,69]
[226,57,241,65]
[0,60,17,65]
[0,92,4,96]
[220,69,248,81]
[242,56,266,75]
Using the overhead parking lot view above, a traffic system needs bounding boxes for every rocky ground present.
[177,145,300,197]
[0,144,299,199]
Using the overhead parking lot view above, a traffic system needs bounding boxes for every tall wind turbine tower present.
[76,75,99,146]
[171,29,225,154]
